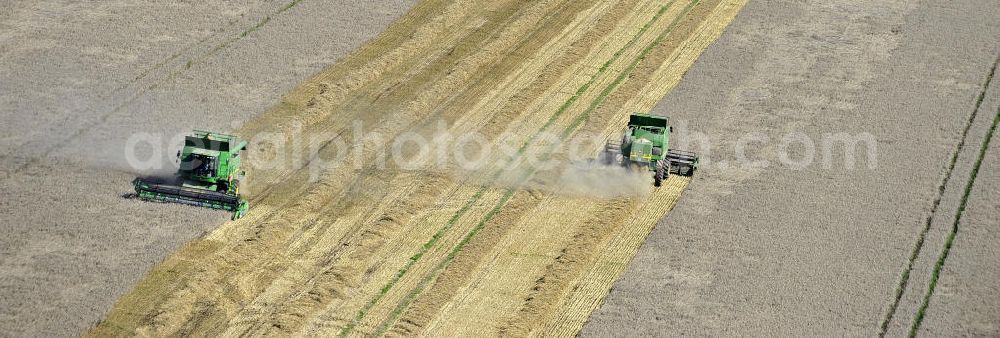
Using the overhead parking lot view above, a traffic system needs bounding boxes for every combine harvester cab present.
[604,113,699,186]
[134,130,250,219]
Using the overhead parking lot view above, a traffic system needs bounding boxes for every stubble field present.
[0,1,414,336]
[586,0,1000,336]
[89,0,747,336]
[4,0,999,336]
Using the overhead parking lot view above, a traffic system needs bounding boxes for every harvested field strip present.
[222,172,456,336]
[296,0,640,332]
[338,0,681,332]
[344,0,728,336]
[247,0,552,252]
[0,0,303,181]
[220,0,592,334]
[236,2,592,226]
[257,0,554,260]
[368,1,705,333]
[242,0,516,193]
[543,177,690,336]
[245,0,636,228]
[542,2,747,334]
[348,2,724,328]
[91,0,560,332]
[131,0,306,86]
[294,0,652,333]
[89,0,746,336]
[879,56,1000,336]
[407,2,744,336]
[95,0,624,332]
[310,0,672,332]
[909,85,1000,335]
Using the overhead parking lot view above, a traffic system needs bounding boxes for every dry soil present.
[584,0,1000,336]
[918,102,1000,336]
[0,1,414,336]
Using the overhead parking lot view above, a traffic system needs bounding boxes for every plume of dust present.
[115,144,183,185]
[460,159,652,199]
[74,132,184,185]
[552,161,652,198]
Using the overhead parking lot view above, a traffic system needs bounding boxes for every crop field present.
[88,0,746,336]
[585,0,1000,336]
[5,0,1000,336]
[0,1,415,335]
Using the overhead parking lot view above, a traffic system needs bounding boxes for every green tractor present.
[133,130,250,219]
[604,113,698,186]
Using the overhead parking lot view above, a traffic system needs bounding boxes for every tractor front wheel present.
[654,160,668,187]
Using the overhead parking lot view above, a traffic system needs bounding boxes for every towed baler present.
[134,130,249,219]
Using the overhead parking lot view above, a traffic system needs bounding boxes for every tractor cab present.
[624,114,670,164]
[176,131,246,183]
[180,148,220,179]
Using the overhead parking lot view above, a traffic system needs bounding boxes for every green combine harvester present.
[604,113,699,186]
[133,130,250,219]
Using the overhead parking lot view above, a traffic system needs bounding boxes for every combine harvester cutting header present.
[605,113,699,186]
[133,130,250,219]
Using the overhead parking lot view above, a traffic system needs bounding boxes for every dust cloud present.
[553,161,652,198]
[466,160,653,199]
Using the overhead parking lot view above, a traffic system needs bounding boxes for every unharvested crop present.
[90,0,747,336]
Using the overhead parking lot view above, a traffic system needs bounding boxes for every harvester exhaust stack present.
[133,130,249,219]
